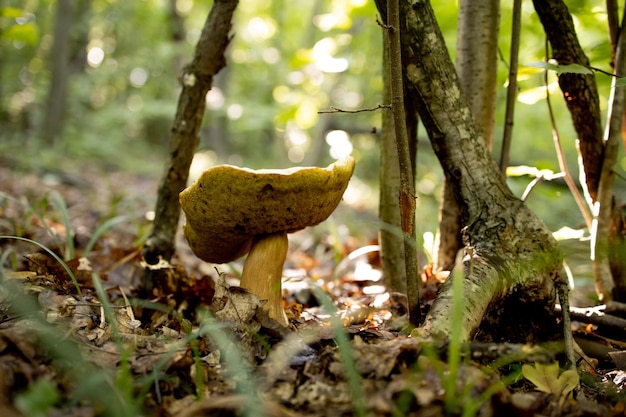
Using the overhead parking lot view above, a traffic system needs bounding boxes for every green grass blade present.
[312,286,367,417]
[0,235,82,297]
[83,216,129,256]
[197,310,267,417]
[49,190,74,260]
[444,268,466,414]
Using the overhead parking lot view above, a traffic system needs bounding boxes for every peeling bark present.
[400,0,563,341]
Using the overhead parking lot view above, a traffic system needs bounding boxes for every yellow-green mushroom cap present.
[179,157,355,264]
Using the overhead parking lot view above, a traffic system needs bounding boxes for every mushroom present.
[179,157,355,326]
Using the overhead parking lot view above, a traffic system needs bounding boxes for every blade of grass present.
[0,248,17,279]
[196,309,268,417]
[311,286,367,417]
[0,191,64,250]
[0,235,82,297]
[92,273,142,416]
[83,216,129,257]
[49,190,74,260]
[443,266,466,414]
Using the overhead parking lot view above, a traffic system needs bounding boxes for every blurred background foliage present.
[0,0,621,260]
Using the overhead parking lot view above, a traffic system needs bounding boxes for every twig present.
[499,0,521,173]
[520,171,565,202]
[317,104,391,114]
[555,303,626,330]
[605,300,626,314]
[607,0,619,65]
[542,47,593,229]
[588,65,620,77]
[555,272,577,370]
[376,15,391,29]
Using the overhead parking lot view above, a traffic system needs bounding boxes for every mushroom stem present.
[239,232,289,326]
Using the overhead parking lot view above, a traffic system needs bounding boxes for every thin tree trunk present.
[400,0,563,341]
[456,0,499,149]
[592,11,626,301]
[387,0,420,326]
[379,66,409,294]
[435,0,499,271]
[169,0,186,74]
[532,0,604,204]
[499,0,521,172]
[378,11,407,295]
[41,0,72,145]
[533,0,626,301]
[142,0,238,275]
[375,0,419,296]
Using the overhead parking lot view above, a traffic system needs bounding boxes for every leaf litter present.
[0,163,625,416]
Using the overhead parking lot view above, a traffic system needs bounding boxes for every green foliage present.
[49,190,74,260]
[14,378,60,417]
[0,7,39,44]
[83,215,129,256]
[526,61,593,75]
[311,286,367,417]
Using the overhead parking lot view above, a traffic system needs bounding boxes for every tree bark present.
[387,0,420,326]
[375,0,419,296]
[532,0,604,204]
[168,0,186,74]
[498,0,521,172]
[593,11,626,301]
[435,0,499,271]
[379,29,407,294]
[41,0,72,145]
[142,0,238,272]
[456,0,499,149]
[400,0,563,341]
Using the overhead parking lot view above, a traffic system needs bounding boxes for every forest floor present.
[0,158,625,417]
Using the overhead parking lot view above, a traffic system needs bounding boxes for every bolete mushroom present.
[179,157,355,326]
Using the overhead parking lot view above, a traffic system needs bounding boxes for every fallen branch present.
[317,104,391,114]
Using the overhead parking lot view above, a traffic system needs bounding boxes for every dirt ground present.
[1,159,625,417]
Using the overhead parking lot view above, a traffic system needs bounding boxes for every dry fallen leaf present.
[522,362,579,398]
[212,275,264,324]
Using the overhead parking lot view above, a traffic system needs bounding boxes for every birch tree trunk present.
[400,0,563,341]
[435,0,500,271]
